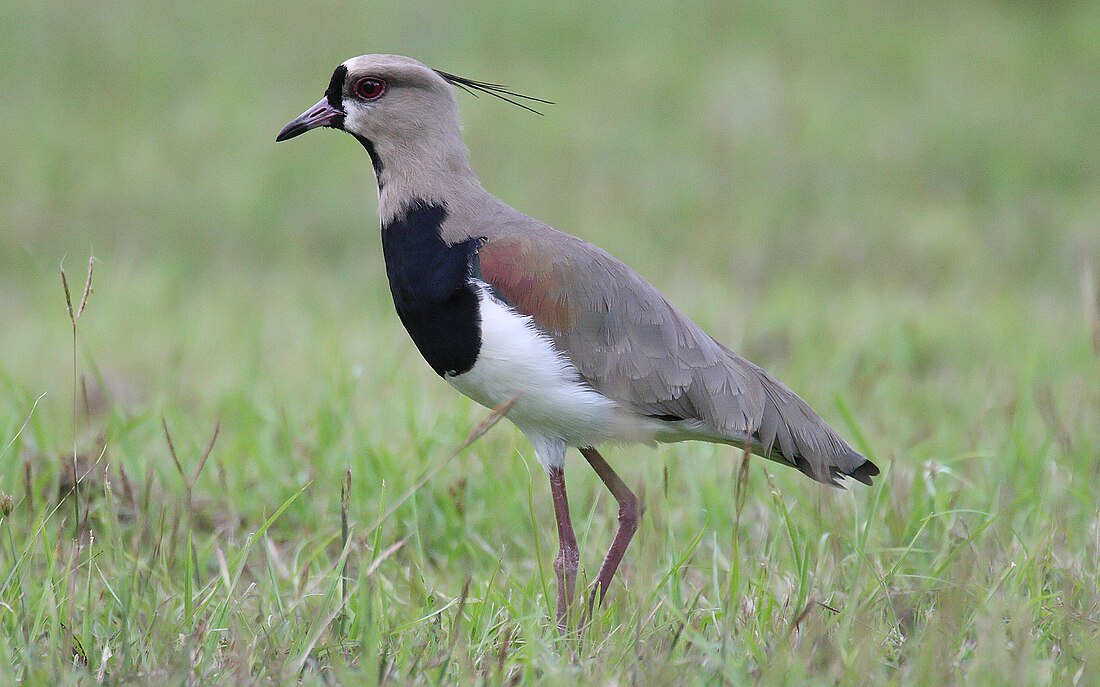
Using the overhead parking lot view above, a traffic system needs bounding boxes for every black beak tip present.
[275,123,306,142]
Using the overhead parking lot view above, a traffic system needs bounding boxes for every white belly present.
[446,282,646,456]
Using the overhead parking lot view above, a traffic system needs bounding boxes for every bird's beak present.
[276,98,345,142]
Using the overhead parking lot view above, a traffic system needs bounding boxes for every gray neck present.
[373,130,484,225]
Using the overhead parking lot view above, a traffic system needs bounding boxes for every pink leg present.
[579,447,638,619]
[548,466,579,632]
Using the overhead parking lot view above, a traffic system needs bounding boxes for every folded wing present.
[475,231,878,486]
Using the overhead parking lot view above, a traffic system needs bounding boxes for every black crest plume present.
[434,69,553,115]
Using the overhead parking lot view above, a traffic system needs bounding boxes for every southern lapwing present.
[277,54,879,629]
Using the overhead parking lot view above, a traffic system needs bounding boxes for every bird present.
[276,54,879,630]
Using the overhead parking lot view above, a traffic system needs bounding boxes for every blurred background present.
[4,3,1100,680]
[1,0,1098,497]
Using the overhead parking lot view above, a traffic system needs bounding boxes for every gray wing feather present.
[555,244,874,486]
[470,221,878,487]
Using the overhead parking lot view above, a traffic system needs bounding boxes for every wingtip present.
[823,455,879,488]
[846,457,880,486]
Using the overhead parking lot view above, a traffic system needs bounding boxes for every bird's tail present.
[745,363,879,487]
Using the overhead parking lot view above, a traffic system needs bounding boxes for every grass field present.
[2,0,1099,684]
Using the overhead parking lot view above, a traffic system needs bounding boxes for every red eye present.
[353,77,386,101]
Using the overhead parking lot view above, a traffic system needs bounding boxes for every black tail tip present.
[846,458,880,486]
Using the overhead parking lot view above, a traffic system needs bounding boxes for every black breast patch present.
[381,200,482,377]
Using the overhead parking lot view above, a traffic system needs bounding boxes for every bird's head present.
[277,54,549,186]
[275,53,550,207]
[277,55,462,169]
